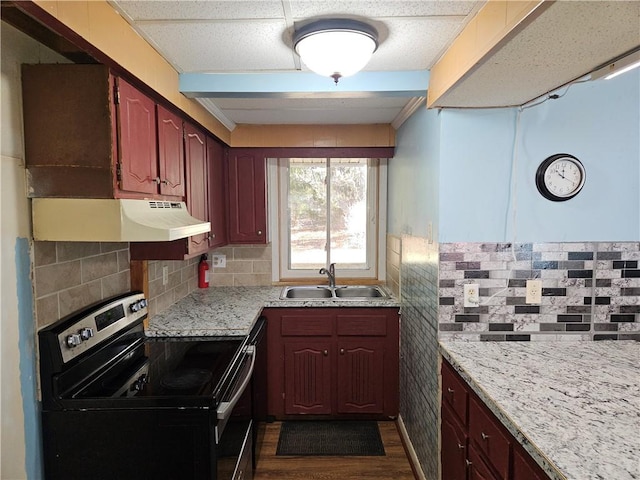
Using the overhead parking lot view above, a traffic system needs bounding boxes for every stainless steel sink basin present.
[280,285,390,300]
[282,286,333,299]
[334,286,384,298]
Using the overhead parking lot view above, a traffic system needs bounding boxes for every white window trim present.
[269,157,387,283]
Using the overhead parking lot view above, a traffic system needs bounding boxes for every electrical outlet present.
[211,255,226,268]
[463,283,480,308]
[162,266,169,286]
[526,279,542,304]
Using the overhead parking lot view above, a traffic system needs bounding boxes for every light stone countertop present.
[440,340,640,480]
[146,286,399,337]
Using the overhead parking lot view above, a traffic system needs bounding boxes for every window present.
[276,157,385,281]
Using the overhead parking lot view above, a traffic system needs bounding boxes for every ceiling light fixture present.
[293,19,378,85]
[590,49,640,81]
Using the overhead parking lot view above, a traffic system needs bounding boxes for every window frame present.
[270,157,387,283]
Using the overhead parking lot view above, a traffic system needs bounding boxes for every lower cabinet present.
[265,307,399,418]
[441,359,550,480]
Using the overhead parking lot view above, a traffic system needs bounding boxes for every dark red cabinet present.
[116,77,158,196]
[156,104,185,198]
[265,307,399,419]
[442,403,468,480]
[284,340,333,415]
[184,122,209,256]
[207,137,228,249]
[227,149,267,244]
[441,359,551,480]
[22,64,186,201]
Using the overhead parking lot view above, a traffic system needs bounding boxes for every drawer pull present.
[323,350,328,356]
[447,387,455,394]
[340,348,345,355]
[481,432,490,440]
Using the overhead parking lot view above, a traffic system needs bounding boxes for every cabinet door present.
[442,403,468,480]
[207,137,228,248]
[116,78,158,195]
[469,396,511,479]
[336,339,385,414]
[227,149,267,244]
[156,105,185,198]
[184,122,209,255]
[513,447,550,480]
[284,340,332,415]
[468,444,501,480]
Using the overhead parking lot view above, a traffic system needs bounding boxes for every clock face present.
[536,154,585,201]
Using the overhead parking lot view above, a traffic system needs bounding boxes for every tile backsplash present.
[33,241,130,328]
[438,242,640,341]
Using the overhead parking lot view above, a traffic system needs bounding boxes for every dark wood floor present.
[253,421,417,480]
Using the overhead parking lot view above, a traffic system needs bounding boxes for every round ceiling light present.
[293,19,378,84]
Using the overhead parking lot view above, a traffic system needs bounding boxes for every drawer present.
[513,445,549,480]
[281,314,333,336]
[442,361,469,427]
[469,396,511,479]
[336,314,387,336]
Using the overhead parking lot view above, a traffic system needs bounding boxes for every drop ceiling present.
[108,1,639,128]
[109,0,484,127]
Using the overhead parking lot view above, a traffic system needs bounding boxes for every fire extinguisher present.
[198,254,210,288]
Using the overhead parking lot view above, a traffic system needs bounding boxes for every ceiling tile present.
[289,1,478,19]
[365,17,467,71]
[111,1,285,20]
[137,21,295,72]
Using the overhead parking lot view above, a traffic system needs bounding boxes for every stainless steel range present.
[38,291,263,480]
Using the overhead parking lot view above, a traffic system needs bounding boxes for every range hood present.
[32,199,211,242]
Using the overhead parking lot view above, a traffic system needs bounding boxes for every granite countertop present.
[146,285,399,337]
[440,340,640,480]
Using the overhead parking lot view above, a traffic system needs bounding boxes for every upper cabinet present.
[207,137,228,249]
[156,105,186,198]
[21,64,184,201]
[226,148,268,244]
[184,122,209,255]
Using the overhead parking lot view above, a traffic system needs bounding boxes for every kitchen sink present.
[282,286,333,299]
[280,285,390,300]
[334,286,384,298]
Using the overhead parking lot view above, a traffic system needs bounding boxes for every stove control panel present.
[57,293,147,364]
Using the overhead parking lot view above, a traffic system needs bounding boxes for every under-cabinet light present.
[591,49,640,80]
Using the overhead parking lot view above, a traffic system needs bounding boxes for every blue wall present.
[387,105,441,239]
[389,70,640,242]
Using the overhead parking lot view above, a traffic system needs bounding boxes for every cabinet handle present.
[211,233,216,238]
[323,350,328,356]
[457,443,465,450]
[481,432,490,441]
[160,179,168,185]
[153,177,161,184]
[465,460,472,467]
[447,387,455,394]
[257,230,263,236]
[340,348,345,355]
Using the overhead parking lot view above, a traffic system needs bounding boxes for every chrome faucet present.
[319,263,336,288]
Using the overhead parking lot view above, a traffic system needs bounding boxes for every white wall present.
[1,22,67,480]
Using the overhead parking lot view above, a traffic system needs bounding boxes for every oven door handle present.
[217,345,255,421]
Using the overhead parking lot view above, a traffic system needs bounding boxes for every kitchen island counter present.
[146,286,399,337]
[440,340,640,480]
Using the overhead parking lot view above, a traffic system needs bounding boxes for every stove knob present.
[131,373,148,392]
[139,299,148,309]
[129,302,140,313]
[65,334,82,348]
[79,327,94,341]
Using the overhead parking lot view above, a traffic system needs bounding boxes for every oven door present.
[216,345,255,480]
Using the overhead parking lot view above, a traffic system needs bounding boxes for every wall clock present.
[535,153,586,202]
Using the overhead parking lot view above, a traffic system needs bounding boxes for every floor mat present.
[276,421,386,456]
